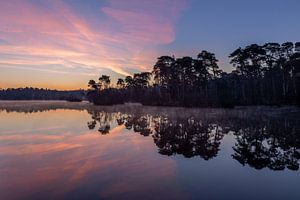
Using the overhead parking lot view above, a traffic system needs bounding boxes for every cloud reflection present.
[0,109,183,200]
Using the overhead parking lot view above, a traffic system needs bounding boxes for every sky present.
[0,0,299,90]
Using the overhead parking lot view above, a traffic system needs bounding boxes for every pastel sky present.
[0,0,299,89]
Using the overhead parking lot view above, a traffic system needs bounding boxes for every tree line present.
[0,87,85,101]
[87,42,300,107]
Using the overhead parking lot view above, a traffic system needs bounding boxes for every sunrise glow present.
[0,0,299,89]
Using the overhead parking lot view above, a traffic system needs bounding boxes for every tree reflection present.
[125,115,152,136]
[232,118,300,170]
[152,117,224,159]
[87,110,116,135]
[86,109,300,171]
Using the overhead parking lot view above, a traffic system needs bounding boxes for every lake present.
[0,101,299,200]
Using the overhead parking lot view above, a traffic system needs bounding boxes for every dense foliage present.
[87,42,300,107]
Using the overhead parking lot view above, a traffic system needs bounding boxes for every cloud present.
[101,0,187,64]
[0,38,9,45]
[101,7,175,44]
[0,0,187,87]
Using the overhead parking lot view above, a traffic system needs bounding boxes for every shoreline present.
[0,100,299,118]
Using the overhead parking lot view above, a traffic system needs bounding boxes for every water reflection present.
[86,109,300,171]
[233,118,300,171]
[0,108,184,200]
[1,104,300,200]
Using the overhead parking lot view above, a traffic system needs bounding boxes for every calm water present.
[0,103,300,200]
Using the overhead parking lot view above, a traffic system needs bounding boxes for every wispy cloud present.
[0,0,187,88]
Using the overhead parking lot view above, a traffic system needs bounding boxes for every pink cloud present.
[0,0,188,88]
[102,7,175,44]
[0,0,71,33]
[102,0,187,45]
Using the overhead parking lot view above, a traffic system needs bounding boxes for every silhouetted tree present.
[117,78,125,89]
[198,50,221,78]
[0,88,85,101]
[99,75,111,90]
[85,41,300,107]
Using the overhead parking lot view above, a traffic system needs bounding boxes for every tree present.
[88,80,98,90]
[117,78,125,89]
[125,76,134,88]
[133,72,151,88]
[174,57,194,102]
[229,47,248,76]
[243,44,266,77]
[197,51,221,78]
[153,56,175,87]
[263,43,281,70]
[99,75,111,90]
[290,51,300,104]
